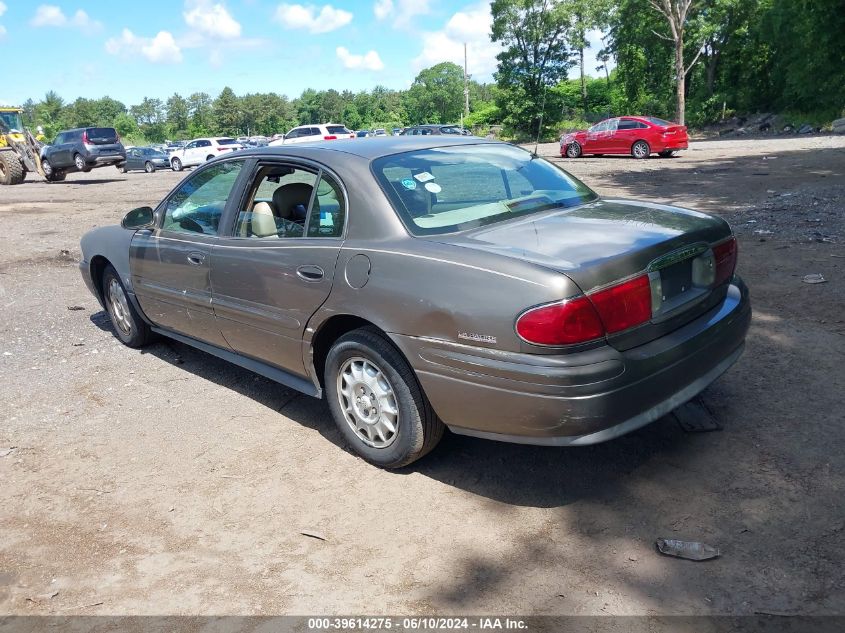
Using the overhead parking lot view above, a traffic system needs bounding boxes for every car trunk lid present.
[435,198,734,349]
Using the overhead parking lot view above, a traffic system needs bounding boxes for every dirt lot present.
[0,136,843,618]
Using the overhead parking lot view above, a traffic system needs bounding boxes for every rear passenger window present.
[307,174,345,238]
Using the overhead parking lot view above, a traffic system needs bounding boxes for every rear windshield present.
[86,127,118,143]
[372,144,598,236]
[217,138,238,145]
[645,117,673,127]
[327,125,351,135]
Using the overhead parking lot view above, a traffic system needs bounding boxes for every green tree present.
[491,0,574,135]
[166,93,190,136]
[212,87,241,135]
[187,92,213,134]
[405,62,465,124]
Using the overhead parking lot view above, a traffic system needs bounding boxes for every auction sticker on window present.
[401,178,417,190]
[424,182,442,193]
[413,171,435,182]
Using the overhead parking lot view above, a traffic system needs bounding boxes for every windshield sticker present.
[401,178,417,190]
[413,172,435,183]
[424,182,442,193]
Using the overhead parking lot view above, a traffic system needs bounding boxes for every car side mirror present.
[121,206,155,230]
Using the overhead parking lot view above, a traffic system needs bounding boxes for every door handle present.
[296,265,324,281]
[187,251,206,266]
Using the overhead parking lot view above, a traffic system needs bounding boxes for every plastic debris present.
[802,274,827,284]
[673,398,722,433]
[656,538,720,561]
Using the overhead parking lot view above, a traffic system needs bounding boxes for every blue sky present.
[0,0,611,106]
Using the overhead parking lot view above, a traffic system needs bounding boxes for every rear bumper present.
[660,139,689,151]
[89,155,124,165]
[392,277,750,445]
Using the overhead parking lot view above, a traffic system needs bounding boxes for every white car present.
[268,124,355,146]
[170,137,243,171]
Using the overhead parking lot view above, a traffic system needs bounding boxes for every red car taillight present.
[589,274,652,334]
[516,296,605,346]
[82,130,89,144]
[516,274,653,346]
[324,135,338,140]
[713,237,738,285]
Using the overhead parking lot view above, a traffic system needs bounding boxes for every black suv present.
[41,127,126,181]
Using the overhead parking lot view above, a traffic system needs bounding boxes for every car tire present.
[73,153,88,171]
[632,141,651,159]
[144,161,155,173]
[118,163,128,173]
[324,327,444,468]
[206,154,215,161]
[171,157,182,171]
[41,158,65,182]
[102,264,154,349]
[659,150,675,158]
[565,142,582,158]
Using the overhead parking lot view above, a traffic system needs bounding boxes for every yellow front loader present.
[0,106,46,185]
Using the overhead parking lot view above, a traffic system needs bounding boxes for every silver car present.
[79,137,750,468]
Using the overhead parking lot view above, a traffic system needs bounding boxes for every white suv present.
[269,124,355,146]
[170,137,243,171]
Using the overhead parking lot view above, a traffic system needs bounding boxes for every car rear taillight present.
[324,135,338,140]
[588,274,652,334]
[713,237,738,285]
[516,296,605,346]
[516,274,654,346]
[82,130,89,144]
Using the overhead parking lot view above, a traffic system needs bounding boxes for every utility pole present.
[463,42,470,119]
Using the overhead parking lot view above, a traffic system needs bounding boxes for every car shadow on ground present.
[90,310,687,510]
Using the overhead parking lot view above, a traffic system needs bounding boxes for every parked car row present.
[37,113,689,183]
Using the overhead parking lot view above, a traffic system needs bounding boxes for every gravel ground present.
[1,136,844,617]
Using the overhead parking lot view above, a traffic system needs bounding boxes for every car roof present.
[232,135,499,163]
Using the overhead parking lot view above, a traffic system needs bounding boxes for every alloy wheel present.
[107,277,132,336]
[337,357,399,449]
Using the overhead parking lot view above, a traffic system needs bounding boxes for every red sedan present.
[560,116,688,159]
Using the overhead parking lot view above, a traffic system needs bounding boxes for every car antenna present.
[533,84,548,158]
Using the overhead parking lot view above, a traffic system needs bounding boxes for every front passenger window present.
[162,160,243,235]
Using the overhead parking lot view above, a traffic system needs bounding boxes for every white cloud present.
[375,0,431,28]
[183,0,241,39]
[274,4,352,34]
[105,28,183,64]
[31,5,102,30]
[373,0,392,20]
[412,2,501,78]
[336,46,384,71]
[0,2,6,18]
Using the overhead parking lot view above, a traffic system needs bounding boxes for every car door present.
[130,158,247,347]
[612,118,640,153]
[210,159,347,376]
[282,128,302,144]
[126,148,141,171]
[583,121,606,153]
[51,132,75,167]
[594,118,618,152]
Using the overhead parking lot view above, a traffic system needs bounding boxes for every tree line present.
[20,0,844,143]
